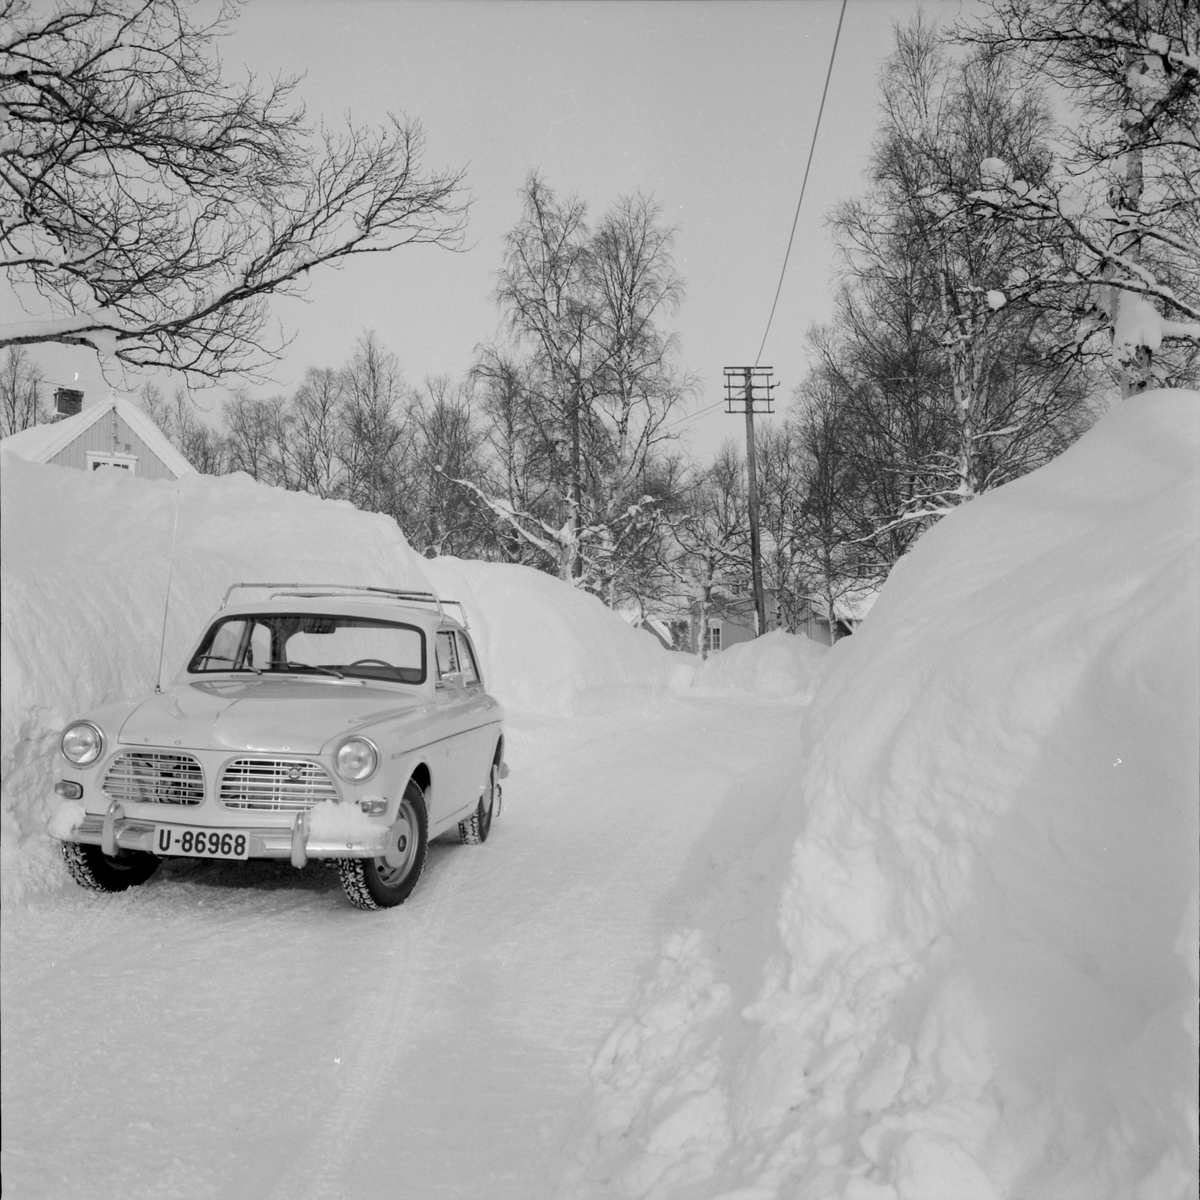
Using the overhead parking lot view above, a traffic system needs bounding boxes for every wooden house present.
[689,587,878,654]
[0,391,194,481]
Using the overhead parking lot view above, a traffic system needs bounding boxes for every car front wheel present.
[61,841,160,892]
[337,780,428,910]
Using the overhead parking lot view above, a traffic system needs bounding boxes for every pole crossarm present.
[723,366,777,413]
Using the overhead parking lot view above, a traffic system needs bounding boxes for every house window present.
[705,624,722,653]
[87,451,138,473]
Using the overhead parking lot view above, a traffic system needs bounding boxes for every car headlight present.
[335,738,378,782]
[61,722,104,766]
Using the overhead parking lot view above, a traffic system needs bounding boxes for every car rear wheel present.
[61,841,160,892]
[337,780,428,910]
[459,754,500,845]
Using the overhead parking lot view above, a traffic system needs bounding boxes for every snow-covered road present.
[1,696,805,1200]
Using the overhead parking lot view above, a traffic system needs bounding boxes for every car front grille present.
[103,752,205,806]
[218,759,337,811]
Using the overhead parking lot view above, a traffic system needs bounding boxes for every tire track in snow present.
[266,846,467,1200]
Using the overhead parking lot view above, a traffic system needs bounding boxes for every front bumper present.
[68,802,391,868]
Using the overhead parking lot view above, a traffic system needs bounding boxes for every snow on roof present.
[834,586,879,623]
[0,393,195,477]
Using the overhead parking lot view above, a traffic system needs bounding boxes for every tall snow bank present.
[0,456,431,899]
[580,390,1199,1199]
[689,629,829,701]
[424,557,694,717]
[0,458,696,899]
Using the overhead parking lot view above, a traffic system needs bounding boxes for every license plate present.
[154,826,250,859]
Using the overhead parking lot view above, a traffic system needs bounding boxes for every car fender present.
[379,749,431,819]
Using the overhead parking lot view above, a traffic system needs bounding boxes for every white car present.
[53,584,505,910]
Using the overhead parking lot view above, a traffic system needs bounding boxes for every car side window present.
[456,632,480,685]
[435,630,459,678]
[208,619,244,665]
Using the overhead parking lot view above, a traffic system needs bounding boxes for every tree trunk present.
[570,381,584,579]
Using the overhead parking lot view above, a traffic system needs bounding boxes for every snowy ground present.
[2,389,1196,1200]
[2,695,805,1200]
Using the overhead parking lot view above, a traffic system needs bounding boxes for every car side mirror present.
[438,671,466,691]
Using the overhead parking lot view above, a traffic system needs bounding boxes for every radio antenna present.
[154,488,182,694]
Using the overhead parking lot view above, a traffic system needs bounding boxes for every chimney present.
[54,388,83,418]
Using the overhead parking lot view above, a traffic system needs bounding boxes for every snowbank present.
[0,455,431,899]
[689,629,829,701]
[578,390,1199,1200]
[425,557,694,717]
[0,456,693,899]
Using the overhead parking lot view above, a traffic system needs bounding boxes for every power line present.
[665,0,848,441]
[753,0,848,369]
[663,397,726,431]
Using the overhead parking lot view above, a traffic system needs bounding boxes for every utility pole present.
[724,366,775,636]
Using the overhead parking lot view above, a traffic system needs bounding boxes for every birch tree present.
[838,21,1089,514]
[0,344,44,435]
[408,375,492,559]
[469,174,692,604]
[799,18,1094,581]
[137,380,227,472]
[789,374,877,641]
[671,443,750,656]
[962,0,1200,394]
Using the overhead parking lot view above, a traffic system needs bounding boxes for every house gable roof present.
[0,394,196,478]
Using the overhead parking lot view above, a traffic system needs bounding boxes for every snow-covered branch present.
[971,170,1200,332]
[436,470,571,573]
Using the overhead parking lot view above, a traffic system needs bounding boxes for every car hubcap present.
[376,799,418,885]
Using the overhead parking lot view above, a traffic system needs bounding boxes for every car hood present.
[118,678,427,754]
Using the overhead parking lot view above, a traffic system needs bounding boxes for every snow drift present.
[0,455,687,900]
[578,389,1199,1200]
[0,456,428,899]
[424,557,693,717]
[689,629,828,701]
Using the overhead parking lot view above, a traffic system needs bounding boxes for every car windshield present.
[188,614,426,684]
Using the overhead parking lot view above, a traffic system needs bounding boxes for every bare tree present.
[789,378,875,642]
[223,391,289,485]
[801,18,1096,579]
[469,174,693,603]
[136,381,227,472]
[487,173,595,578]
[755,423,814,633]
[339,333,417,520]
[962,0,1200,394]
[409,375,491,559]
[671,443,750,656]
[472,353,560,567]
[287,369,346,499]
[0,0,467,379]
[839,21,1092,512]
[0,344,44,435]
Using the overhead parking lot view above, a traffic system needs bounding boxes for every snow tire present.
[61,840,160,893]
[337,780,428,910]
[458,753,501,845]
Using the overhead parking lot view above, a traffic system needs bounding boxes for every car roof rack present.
[219,583,469,628]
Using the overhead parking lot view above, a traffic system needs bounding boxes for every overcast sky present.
[26,0,979,459]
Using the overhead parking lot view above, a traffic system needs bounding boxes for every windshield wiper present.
[281,662,345,679]
[194,655,261,674]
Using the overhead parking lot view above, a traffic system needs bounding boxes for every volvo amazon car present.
[53,584,505,910]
